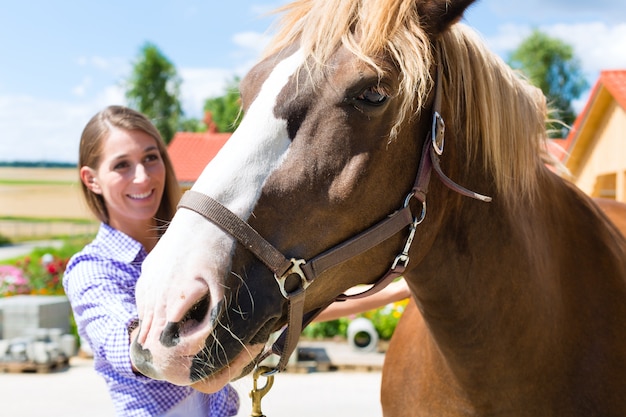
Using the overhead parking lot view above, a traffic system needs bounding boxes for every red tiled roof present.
[565,70,626,153]
[602,70,626,110]
[167,131,231,184]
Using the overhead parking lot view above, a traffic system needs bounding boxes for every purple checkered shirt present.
[63,223,239,416]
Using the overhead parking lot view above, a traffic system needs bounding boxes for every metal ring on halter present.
[261,366,280,377]
[404,192,427,225]
[431,111,445,156]
[391,193,427,270]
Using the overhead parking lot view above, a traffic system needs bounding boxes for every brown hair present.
[78,105,182,229]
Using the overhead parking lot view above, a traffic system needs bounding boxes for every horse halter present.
[177,47,492,376]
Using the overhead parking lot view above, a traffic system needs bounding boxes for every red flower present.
[46,263,58,275]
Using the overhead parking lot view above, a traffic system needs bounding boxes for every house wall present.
[574,102,626,202]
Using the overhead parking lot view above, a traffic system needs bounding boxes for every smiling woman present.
[62,106,240,417]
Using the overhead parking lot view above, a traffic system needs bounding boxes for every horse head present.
[131,0,480,390]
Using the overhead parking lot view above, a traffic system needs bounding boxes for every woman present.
[63,105,238,416]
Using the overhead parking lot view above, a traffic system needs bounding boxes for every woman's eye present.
[113,161,129,170]
[356,87,388,105]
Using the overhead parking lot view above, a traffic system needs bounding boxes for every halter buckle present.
[432,111,445,155]
[274,258,309,299]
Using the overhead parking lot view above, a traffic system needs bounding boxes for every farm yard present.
[0,167,97,240]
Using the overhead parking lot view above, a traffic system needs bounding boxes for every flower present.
[27,254,67,295]
[1,253,69,297]
[0,265,31,296]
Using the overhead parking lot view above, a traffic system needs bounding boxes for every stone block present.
[0,296,70,340]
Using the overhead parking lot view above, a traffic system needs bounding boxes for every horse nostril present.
[131,339,155,374]
[160,321,181,347]
[159,295,211,348]
[186,295,210,324]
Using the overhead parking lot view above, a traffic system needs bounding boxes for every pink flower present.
[0,265,30,295]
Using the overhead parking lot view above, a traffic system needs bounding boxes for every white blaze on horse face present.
[133,49,305,386]
[194,48,305,215]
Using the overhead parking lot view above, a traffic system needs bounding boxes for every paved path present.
[0,240,63,261]
[0,341,386,416]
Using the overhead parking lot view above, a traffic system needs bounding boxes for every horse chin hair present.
[228,319,281,380]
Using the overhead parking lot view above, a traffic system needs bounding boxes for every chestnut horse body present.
[131,1,626,415]
[384,197,626,416]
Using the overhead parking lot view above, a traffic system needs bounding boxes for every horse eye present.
[356,87,388,105]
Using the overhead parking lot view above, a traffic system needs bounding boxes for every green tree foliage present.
[179,118,205,133]
[125,42,183,143]
[508,30,588,137]
[203,77,242,133]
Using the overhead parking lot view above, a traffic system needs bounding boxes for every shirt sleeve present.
[64,255,140,379]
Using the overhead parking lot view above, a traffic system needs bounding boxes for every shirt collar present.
[96,223,148,264]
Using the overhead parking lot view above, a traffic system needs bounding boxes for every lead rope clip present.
[250,365,275,417]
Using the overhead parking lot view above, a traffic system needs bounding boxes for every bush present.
[0,237,90,297]
[302,317,350,339]
[0,233,11,246]
[302,298,409,341]
[364,300,408,340]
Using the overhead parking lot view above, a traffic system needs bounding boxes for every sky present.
[1,0,625,163]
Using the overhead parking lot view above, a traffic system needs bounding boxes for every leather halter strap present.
[176,48,491,374]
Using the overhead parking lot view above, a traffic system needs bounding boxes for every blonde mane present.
[264,0,549,201]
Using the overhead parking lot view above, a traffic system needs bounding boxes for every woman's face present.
[81,127,166,232]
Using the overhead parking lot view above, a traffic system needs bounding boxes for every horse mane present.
[265,0,550,203]
[439,26,550,202]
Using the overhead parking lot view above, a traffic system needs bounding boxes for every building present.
[167,113,231,189]
[560,70,626,202]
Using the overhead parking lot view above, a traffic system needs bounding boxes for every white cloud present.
[230,31,273,73]
[179,68,236,119]
[178,30,272,119]
[488,0,626,23]
[0,95,90,162]
[482,24,531,56]
[71,76,92,97]
[232,31,272,53]
[250,2,289,16]
[90,56,114,71]
[0,85,125,163]
[484,21,626,72]
[483,21,626,112]
[76,56,129,76]
[546,22,626,74]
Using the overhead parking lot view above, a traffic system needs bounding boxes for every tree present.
[203,77,242,133]
[125,42,183,143]
[178,118,205,133]
[508,30,588,137]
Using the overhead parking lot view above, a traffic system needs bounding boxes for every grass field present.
[0,167,98,240]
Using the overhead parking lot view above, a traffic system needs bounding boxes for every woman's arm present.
[64,258,140,378]
[313,279,411,322]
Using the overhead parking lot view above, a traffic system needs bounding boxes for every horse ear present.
[416,0,477,36]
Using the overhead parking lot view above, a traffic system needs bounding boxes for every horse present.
[383,197,626,416]
[130,0,626,415]
[595,198,626,236]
